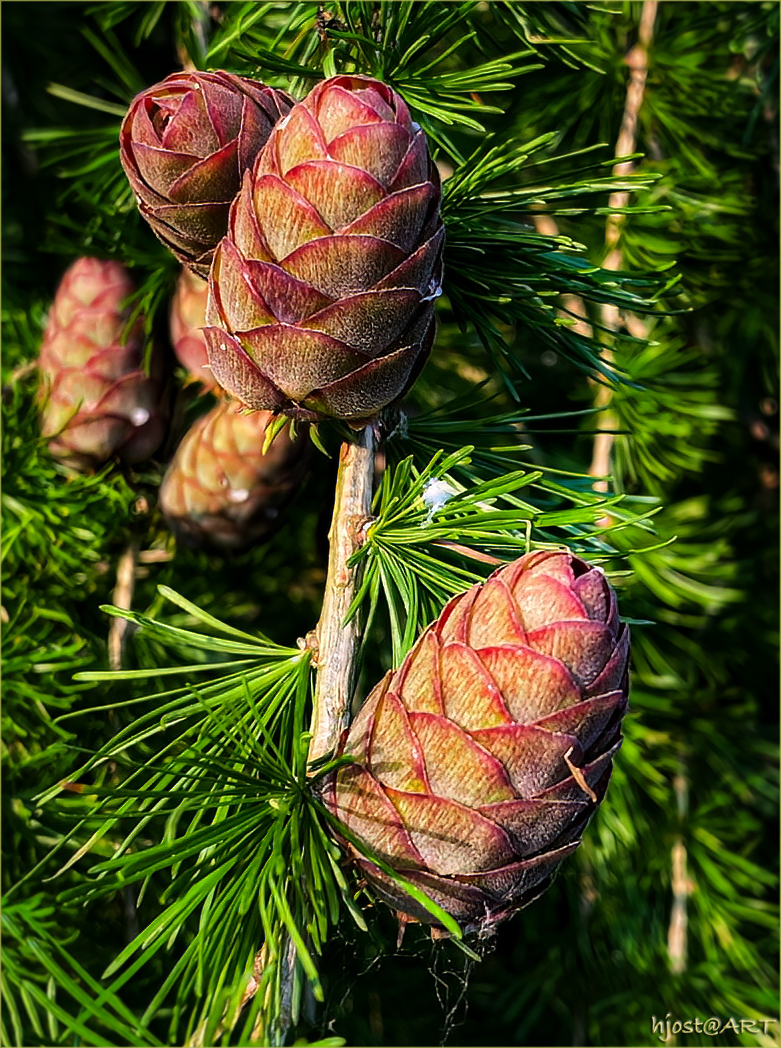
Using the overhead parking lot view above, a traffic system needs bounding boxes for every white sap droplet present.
[130,408,150,426]
[421,478,456,522]
[228,488,250,504]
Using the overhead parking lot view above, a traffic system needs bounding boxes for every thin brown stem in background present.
[535,2,658,497]
[106,538,142,942]
[592,0,657,489]
[530,212,594,345]
[668,768,694,974]
[1,360,37,399]
[108,539,139,672]
[603,0,660,272]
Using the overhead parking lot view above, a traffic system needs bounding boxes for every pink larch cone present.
[38,257,166,470]
[324,549,629,935]
[120,71,293,277]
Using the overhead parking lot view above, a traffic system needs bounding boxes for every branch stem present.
[603,0,659,274]
[308,423,376,764]
[229,428,375,1044]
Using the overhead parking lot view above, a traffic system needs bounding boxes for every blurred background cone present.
[159,400,309,551]
[38,256,166,470]
[169,266,216,391]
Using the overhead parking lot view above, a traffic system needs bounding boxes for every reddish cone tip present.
[324,549,629,936]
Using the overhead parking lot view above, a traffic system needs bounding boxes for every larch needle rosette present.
[324,550,630,935]
[37,257,166,470]
[120,71,293,278]
[204,75,444,421]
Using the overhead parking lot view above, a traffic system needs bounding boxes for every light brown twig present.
[2,360,38,400]
[535,3,658,497]
[218,428,376,1045]
[308,424,376,763]
[106,538,142,944]
[603,1,659,273]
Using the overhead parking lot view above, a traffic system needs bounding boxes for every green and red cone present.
[38,257,166,470]
[121,73,443,422]
[120,74,629,938]
[324,550,629,935]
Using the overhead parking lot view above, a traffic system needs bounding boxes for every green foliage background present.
[1,2,778,1047]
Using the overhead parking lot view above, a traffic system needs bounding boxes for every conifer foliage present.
[2,3,778,1047]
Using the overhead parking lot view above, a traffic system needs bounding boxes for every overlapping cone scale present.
[324,549,629,935]
[159,400,308,551]
[120,71,293,277]
[38,257,166,470]
[205,75,443,421]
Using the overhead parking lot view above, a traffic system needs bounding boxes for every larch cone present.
[324,549,629,936]
[120,71,293,277]
[204,75,443,421]
[169,266,215,390]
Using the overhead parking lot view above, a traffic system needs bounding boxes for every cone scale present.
[169,267,215,390]
[324,549,629,935]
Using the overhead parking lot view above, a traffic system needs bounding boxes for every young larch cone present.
[120,72,293,277]
[204,75,443,421]
[169,267,216,390]
[324,549,629,935]
[38,257,166,470]
[159,400,308,551]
